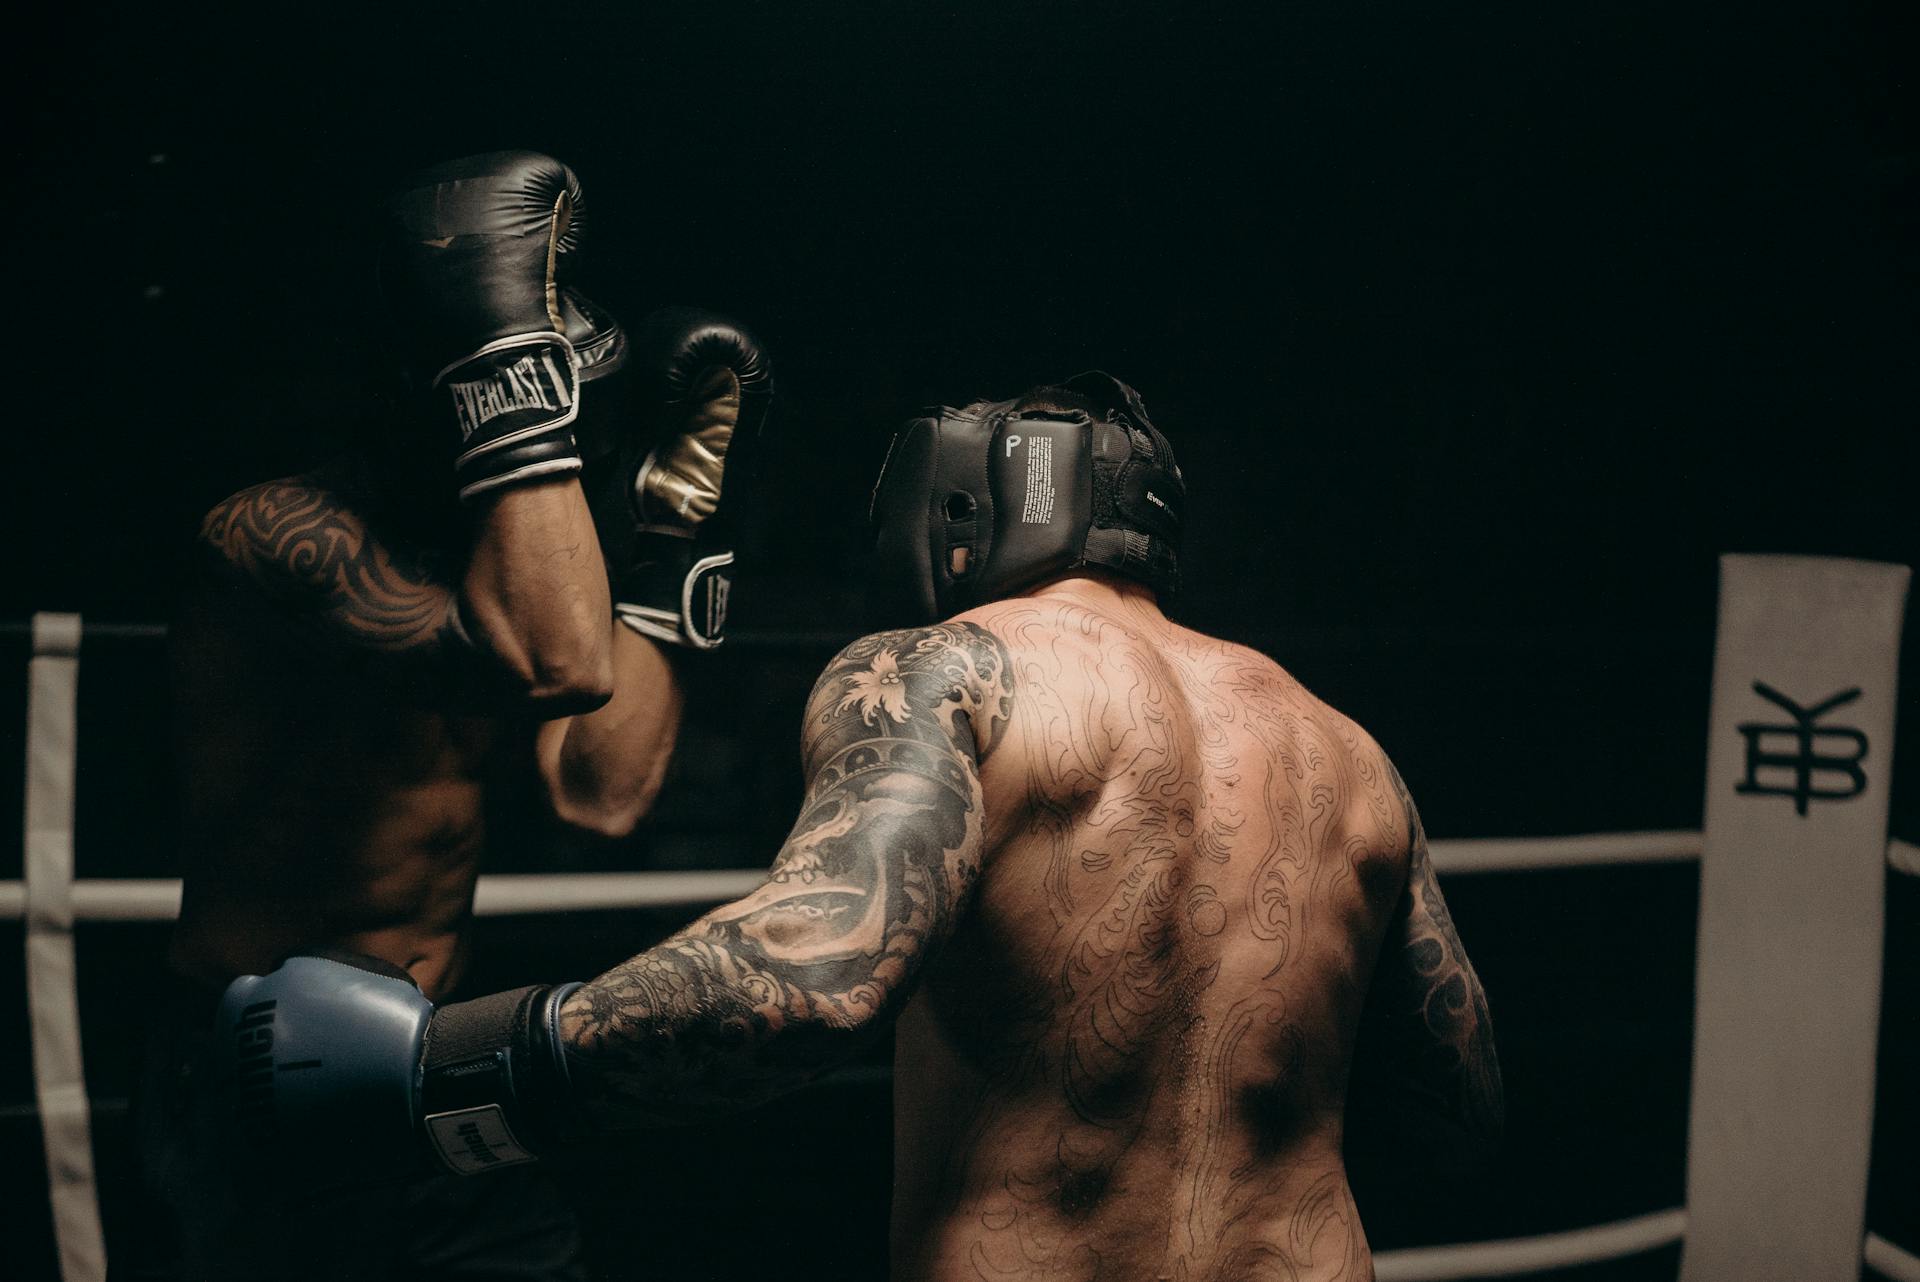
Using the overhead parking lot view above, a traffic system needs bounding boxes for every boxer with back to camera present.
[210,373,1500,1281]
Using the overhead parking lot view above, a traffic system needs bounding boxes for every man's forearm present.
[554,921,885,1128]
[551,770,968,1125]
[535,625,683,836]
[459,481,613,711]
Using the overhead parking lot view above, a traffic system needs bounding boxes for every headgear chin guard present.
[868,372,1186,625]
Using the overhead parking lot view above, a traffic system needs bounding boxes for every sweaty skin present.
[554,573,1498,1281]
[891,582,1496,1281]
[170,459,681,999]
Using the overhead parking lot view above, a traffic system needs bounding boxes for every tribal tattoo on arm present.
[558,622,1015,1125]
[1353,760,1504,1153]
[197,478,459,654]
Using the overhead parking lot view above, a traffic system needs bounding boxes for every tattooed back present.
[893,586,1408,1281]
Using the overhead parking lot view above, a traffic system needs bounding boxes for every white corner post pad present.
[1680,555,1910,1282]
[25,613,107,1282]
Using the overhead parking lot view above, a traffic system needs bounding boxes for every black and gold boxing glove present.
[382,151,594,502]
[581,307,773,648]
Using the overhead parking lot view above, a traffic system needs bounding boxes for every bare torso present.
[892,591,1407,1281]
[168,459,675,1000]
[167,584,503,998]
[165,470,532,1000]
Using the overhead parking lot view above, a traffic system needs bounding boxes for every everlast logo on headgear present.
[230,999,280,1144]
[445,350,576,442]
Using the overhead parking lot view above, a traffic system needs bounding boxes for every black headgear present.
[868,372,1185,624]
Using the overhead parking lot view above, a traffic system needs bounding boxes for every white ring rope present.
[1890,837,1920,879]
[471,869,767,915]
[7,831,1917,923]
[1431,830,1703,873]
[1867,1233,1920,1282]
[1373,1207,1686,1280]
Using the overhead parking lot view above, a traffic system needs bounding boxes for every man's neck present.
[1018,569,1164,621]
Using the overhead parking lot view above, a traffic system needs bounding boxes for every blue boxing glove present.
[211,953,583,1187]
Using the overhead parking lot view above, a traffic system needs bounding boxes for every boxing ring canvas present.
[6,553,1917,1280]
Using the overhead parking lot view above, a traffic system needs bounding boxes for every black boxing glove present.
[558,285,629,386]
[582,307,773,649]
[383,151,589,502]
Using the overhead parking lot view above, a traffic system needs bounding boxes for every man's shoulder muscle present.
[200,472,360,582]
[193,472,454,653]
[803,622,1017,769]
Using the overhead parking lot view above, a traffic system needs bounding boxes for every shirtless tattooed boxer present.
[127,152,770,1281]
[209,374,1496,1282]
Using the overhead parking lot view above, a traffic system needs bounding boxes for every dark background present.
[3,1,1916,1278]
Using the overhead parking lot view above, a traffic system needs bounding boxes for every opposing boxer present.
[124,151,770,1281]
[211,375,1497,1281]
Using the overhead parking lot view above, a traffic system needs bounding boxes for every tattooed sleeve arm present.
[194,474,610,710]
[196,477,459,655]
[556,623,1015,1126]
[1348,763,1504,1170]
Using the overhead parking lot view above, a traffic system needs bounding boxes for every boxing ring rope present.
[5,835,1919,923]
[1372,1209,1689,1282]
[4,828,1914,923]
[10,577,1920,1282]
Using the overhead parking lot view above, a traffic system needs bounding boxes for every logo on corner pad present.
[1734,682,1868,816]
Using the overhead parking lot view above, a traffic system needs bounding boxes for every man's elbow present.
[1346,1048,1505,1178]
[546,782,653,841]
[544,754,670,841]
[1469,1062,1505,1157]
[1452,1104,1503,1179]
[519,666,615,718]
[756,965,904,1064]
[1436,1059,1505,1176]
[782,1004,890,1073]
[459,595,614,714]
[1349,1096,1500,1186]
[1458,1024,1506,1153]
[486,635,615,715]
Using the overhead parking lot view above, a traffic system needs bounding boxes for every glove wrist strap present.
[421,982,583,1175]
[614,550,733,649]
[435,334,584,503]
